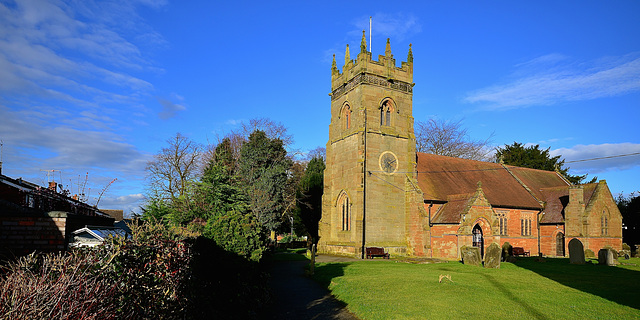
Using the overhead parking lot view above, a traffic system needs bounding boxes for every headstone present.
[460,246,481,266]
[584,249,595,258]
[501,242,512,261]
[484,243,502,268]
[598,248,619,266]
[568,238,585,264]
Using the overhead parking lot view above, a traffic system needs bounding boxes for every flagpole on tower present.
[369,16,372,52]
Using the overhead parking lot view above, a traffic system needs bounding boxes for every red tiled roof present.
[506,166,570,202]
[416,153,569,210]
[538,183,598,223]
[431,193,473,224]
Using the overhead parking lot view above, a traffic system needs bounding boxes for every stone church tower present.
[318,33,427,258]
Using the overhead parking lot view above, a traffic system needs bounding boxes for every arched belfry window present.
[342,104,352,129]
[380,99,394,126]
[338,193,351,231]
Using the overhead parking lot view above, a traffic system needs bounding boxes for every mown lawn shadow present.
[513,257,640,310]
[312,262,349,289]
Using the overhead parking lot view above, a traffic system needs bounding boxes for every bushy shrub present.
[97,220,196,318]
[0,220,197,319]
[0,251,120,320]
[0,220,270,319]
[204,210,266,262]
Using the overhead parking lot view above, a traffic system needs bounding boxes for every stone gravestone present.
[484,243,502,268]
[598,248,619,266]
[568,238,585,264]
[460,246,481,266]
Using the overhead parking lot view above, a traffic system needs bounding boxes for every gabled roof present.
[416,153,570,210]
[431,193,474,224]
[70,226,130,247]
[538,183,598,223]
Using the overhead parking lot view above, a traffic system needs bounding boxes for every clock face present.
[379,152,398,174]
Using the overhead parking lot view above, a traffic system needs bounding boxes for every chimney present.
[48,181,57,192]
[565,185,585,237]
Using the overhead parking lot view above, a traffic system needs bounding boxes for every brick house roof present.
[416,153,574,223]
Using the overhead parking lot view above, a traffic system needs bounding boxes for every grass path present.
[312,257,640,320]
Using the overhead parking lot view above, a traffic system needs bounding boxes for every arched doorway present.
[556,232,565,256]
[472,224,484,257]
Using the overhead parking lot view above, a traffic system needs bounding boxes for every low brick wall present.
[0,212,66,259]
[0,211,113,260]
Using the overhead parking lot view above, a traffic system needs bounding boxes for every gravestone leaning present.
[568,238,585,264]
[460,246,481,266]
[484,243,502,268]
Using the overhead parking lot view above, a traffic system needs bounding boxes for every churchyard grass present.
[313,257,640,319]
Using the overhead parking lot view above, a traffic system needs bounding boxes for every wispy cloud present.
[0,0,163,112]
[328,13,420,67]
[551,143,640,174]
[158,97,186,120]
[464,54,640,110]
[351,13,421,43]
[0,106,150,175]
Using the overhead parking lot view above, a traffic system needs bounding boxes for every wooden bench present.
[366,247,390,259]
[512,247,530,257]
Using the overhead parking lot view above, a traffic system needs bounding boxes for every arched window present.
[498,212,508,236]
[520,217,532,236]
[380,99,394,126]
[340,194,351,231]
[343,105,351,129]
[601,210,608,236]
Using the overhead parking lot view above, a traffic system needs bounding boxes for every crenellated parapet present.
[330,31,414,101]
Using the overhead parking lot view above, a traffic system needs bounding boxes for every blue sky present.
[1,0,639,216]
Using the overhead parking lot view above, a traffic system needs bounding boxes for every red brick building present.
[418,153,622,259]
[0,172,114,260]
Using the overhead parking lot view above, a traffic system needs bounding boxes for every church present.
[317,34,623,260]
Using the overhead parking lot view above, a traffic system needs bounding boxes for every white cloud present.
[0,106,151,177]
[551,143,640,174]
[96,193,146,216]
[464,54,640,110]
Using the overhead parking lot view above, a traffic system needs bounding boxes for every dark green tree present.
[617,192,640,249]
[495,142,596,184]
[237,130,292,234]
[200,141,266,261]
[296,156,325,244]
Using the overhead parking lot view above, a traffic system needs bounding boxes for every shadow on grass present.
[514,257,640,310]
[311,263,350,289]
[480,273,549,320]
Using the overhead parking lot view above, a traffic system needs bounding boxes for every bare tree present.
[201,131,246,173]
[203,118,296,169]
[240,118,294,149]
[146,133,202,201]
[415,118,493,161]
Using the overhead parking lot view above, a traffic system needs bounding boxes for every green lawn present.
[312,257,640,320]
